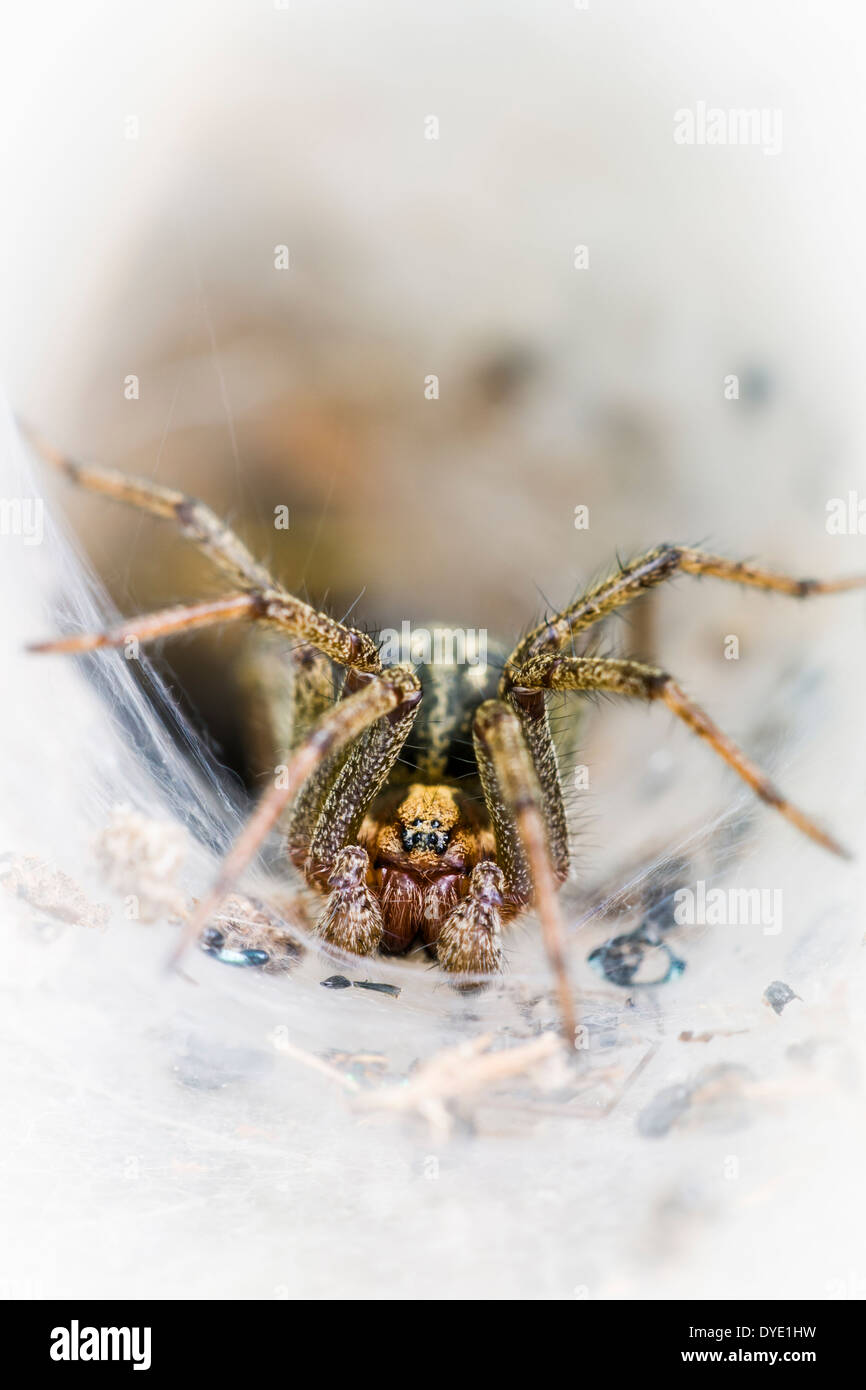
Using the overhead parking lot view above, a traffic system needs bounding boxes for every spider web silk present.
[2,392,866,1302]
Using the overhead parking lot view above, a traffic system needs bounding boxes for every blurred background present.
[4,0,866,771]
[1,0,866,1302]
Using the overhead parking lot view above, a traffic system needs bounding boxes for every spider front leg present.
[168,666,421,968]
[24,429,430,971]
[194,659,422,965]
[24,428,381,672]
[436,700,577,1040]
[300,667,422,956]
[506,543,866,671]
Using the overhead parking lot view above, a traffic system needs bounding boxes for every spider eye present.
[412,818,422,826]
[431,820,440,828]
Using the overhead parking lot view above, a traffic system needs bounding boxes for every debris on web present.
[0,852,109,930]
[91,803,189,923]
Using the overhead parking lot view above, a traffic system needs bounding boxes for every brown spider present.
[27,428,866,1040]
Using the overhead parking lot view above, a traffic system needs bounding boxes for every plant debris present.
[0,853,109,930]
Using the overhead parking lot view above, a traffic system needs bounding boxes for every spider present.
[27,428,866,1040]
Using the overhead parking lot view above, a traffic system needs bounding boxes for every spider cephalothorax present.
[28,426,866,1039]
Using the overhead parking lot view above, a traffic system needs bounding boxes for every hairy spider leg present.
[166,666,421,969]
[505,543,866,675]
[436,699,577,1042]
[510,654,849,858]
[23,426,381,672]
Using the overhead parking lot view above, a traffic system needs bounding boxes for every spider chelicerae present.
[28,429,866,1039]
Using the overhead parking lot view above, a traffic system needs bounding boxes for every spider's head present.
[400,818,451,856]
[395,786,459,859]
[368,782,492,882]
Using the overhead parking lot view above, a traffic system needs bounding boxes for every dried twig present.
[354,1032,563,1138]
